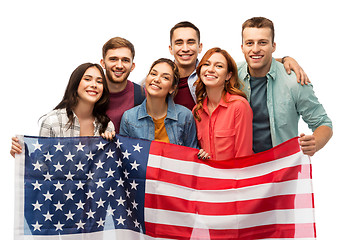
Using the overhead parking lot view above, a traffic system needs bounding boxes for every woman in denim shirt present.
[120,58,198,148]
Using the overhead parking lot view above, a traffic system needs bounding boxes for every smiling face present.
[101,47,135,85]
[241,27,276,77]
[145,62,176,99]
[77,66,104,105]
[169,27,202,77]
[200,52,232,92]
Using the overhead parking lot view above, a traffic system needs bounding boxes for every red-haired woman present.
[193,47,253,160]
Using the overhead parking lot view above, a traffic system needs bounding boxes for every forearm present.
[313,125,333,152]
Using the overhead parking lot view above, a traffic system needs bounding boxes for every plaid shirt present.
[39,108,114,137]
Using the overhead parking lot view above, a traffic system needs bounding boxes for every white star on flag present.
[65,210,75,220]
[53,142,64,151]
[32,161,43,171]
[115,138,123,148]
[133,143,143,152]
[32,200,43,211]
[43,191,53,201]
[43,211,53,221]
[122,150,131,159]
[76,220,85,230]
[65,152,75,161]
[116,216,126,225]
[32,221,42,231]
[53,162,64,172]
[86,151,95,160]
[32,180,42,190]
[43,152,53,161]
[96,141,106,150]
[54,221,64,231]
[116,196,126,206]
[106,149,115,158]
[130,160,140,170]
[33,141,43,151]
[75,142,85,151]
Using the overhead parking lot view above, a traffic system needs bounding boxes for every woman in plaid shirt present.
[10,63,115,157]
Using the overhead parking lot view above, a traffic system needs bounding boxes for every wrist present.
[281,56,289,64]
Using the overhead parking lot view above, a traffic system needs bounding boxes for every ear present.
[226,71,233,81]
[130,62,136,72]
[198,43,203,54]
[169,84,177,95]
[169,45,173,56]
[272,42,276,53]
[100,59,105,68]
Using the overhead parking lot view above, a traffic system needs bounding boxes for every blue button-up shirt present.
[119,96,198,148]
[237,58,332,147]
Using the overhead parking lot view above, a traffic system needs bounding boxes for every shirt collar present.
[137,96,178,121]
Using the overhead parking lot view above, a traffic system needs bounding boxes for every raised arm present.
[276,56,310,85]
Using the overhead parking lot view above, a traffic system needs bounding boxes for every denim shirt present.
[187,65,198,103]
[237,58,332,147]
[119,96,198,148]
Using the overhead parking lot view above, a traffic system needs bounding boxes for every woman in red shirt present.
[193,47,253,160]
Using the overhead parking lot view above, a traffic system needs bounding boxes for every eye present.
[97,79,103,84]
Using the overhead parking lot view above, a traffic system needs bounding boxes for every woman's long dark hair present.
[54,63,111,134]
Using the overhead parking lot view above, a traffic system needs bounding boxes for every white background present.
[1,0,341,238]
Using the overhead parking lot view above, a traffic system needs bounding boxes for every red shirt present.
[194,93,253,160]
[106,81,135,132]
[174,77,196,110]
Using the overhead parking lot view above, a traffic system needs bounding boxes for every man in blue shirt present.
[238,17,333,156]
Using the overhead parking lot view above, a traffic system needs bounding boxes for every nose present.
[181,42,190,52]
[116,60,123,69]
[90,79,97,88]
[252,43,260,53]
[208,64,215,72]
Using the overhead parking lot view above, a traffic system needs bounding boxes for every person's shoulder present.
[41,108,65,122]
[228,94,251,109]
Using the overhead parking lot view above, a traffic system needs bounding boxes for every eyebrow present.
[151,69,172,76]
[84,74,102,79]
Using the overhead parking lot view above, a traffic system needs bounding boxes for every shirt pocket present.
[214,129,236,160]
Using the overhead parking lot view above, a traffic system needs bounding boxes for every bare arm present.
[299,125,333,156]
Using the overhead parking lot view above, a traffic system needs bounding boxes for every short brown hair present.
[242,17,275,43]
[102,37,135,59]
[170,21,200,44]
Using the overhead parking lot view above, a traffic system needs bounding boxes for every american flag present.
[14,135,316,239]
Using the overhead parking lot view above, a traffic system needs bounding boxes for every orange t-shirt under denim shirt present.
[153,115,170,143]
[194,92,253,160]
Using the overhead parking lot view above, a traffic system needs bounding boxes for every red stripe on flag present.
[149,137,301,168]
[145,193,314,215]
[145,222,316,239]
[146,164,311,190]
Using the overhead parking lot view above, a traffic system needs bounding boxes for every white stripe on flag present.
[146,179,313,203]
[148,152,309,180]
[145,208,315,230]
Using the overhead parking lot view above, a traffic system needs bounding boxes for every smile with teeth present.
[251,55,263,59]
[150,83,162,90]
[114,71,124,77]
[86,90,98,96]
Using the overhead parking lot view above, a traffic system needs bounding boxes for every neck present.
[177,62,196,78]
[206,87,223,112]
[73,101,94,120]
[146,95,168,120]
[248,59,272,78]
[107,79,128,93]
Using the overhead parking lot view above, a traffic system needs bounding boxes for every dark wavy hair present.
[193,47,247,122]
[54,63,111,134]
[147,58,180,99]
